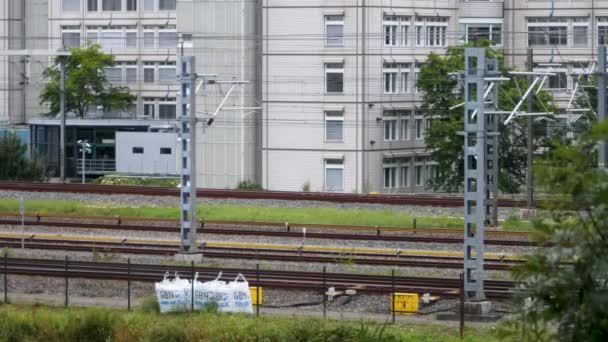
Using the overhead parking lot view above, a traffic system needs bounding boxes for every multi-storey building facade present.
[2,0,607,192]
[261,0,608,193]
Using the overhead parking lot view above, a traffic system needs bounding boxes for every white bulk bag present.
[225,273,254,314]
[197,272,231,311]
[155,272,190,313]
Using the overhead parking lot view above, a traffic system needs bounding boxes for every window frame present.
[61,26,81,49]
[62,0,81,12]
[383,157,411,189]
[325,15,344,47]
[459,19,503,47]
[324,111,344,142]
[325,63,344,94]
[158,98,177,119]
[383,63,410,94]
[383,15,410,47]
[324,159,344,192]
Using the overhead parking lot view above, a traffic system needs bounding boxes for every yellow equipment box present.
[390,293,419,315]
[250,287,263,306]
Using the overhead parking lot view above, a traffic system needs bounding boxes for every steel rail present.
[1,257,514,299]
[0,218,537,247]
[0,237,521,270]
[0,181,529,208]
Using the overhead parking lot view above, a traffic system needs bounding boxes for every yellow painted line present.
[0,233,523,260]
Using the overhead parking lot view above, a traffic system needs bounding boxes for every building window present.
[158,62,177,84]
[325,111,344,142]
[416,17,448,47]
[87,0,98,12]
[144,31,155,48]
[132,147,144,154]
[325,63,344,94]
[86,27,99,45]
[143,63,155,83]
[527,17,586,47]
[144,0,155,11]
[383,113,398,141]
[598,17,608,45]
[384,15,410,47]
[143,98,155,118]
[101,27,122,50]
[159,98,177,119]
[383,110,411,141]
[126,30,137,48]
[415,165,423,186]
[326,15,344,47]
[102,0,122,11]
[159,0,176,11]
[127,0,137,11]
[383,157,411,189]
[61,26,81,48]
[415,115,424,140]
[573,20,588,47]
[63,0,80,12]
[159,28,179,48]
[126,64,137,84]
[459,20,502,46]
[160,147,172,155]
[325,159,344,191]
[400,117,410,141]
[383,63,410,94]
[104,67,122,84]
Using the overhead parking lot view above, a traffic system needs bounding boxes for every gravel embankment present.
[0,190,522,220]
[0,248,513,320]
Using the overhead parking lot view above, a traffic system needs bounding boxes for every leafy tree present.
[416,41,557,193]
[504,121,608,341]
[39,45,136,118]
[0,132,46,181]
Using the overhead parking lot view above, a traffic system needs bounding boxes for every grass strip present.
[0,198,532,230]
[0,304,503,342]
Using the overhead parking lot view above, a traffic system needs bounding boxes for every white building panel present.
[116,131,179,175]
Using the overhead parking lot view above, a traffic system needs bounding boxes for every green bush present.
[93,176,179,187]
[138,296,160,313]
[237,180,264,190]
[63,309,117,342]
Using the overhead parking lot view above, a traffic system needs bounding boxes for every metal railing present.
[76,159,116,174]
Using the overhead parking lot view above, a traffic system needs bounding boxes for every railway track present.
[0,212,536,247]
[1,257,515,299]
[0,236,522,271]
[0,181,529,208]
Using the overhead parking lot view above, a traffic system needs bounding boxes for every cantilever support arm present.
[504,77,540,125]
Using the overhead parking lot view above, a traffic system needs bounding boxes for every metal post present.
[60,58,66,182]
[391,269,396,324]
[191,260,195,312]
[3,253,7,304]
[64,255,69,307]
[322,266,327,318]
[526,49,534,208]
[127,258,131,311]
[20,197,25,249]
[460,272,465,339]
[81,141,86,184]
[178,56,199,253]
[463,48,491,300]
[256,263,260,317]
[599,46,607,171]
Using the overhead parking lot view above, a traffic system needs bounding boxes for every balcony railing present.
[76,159,116,174]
